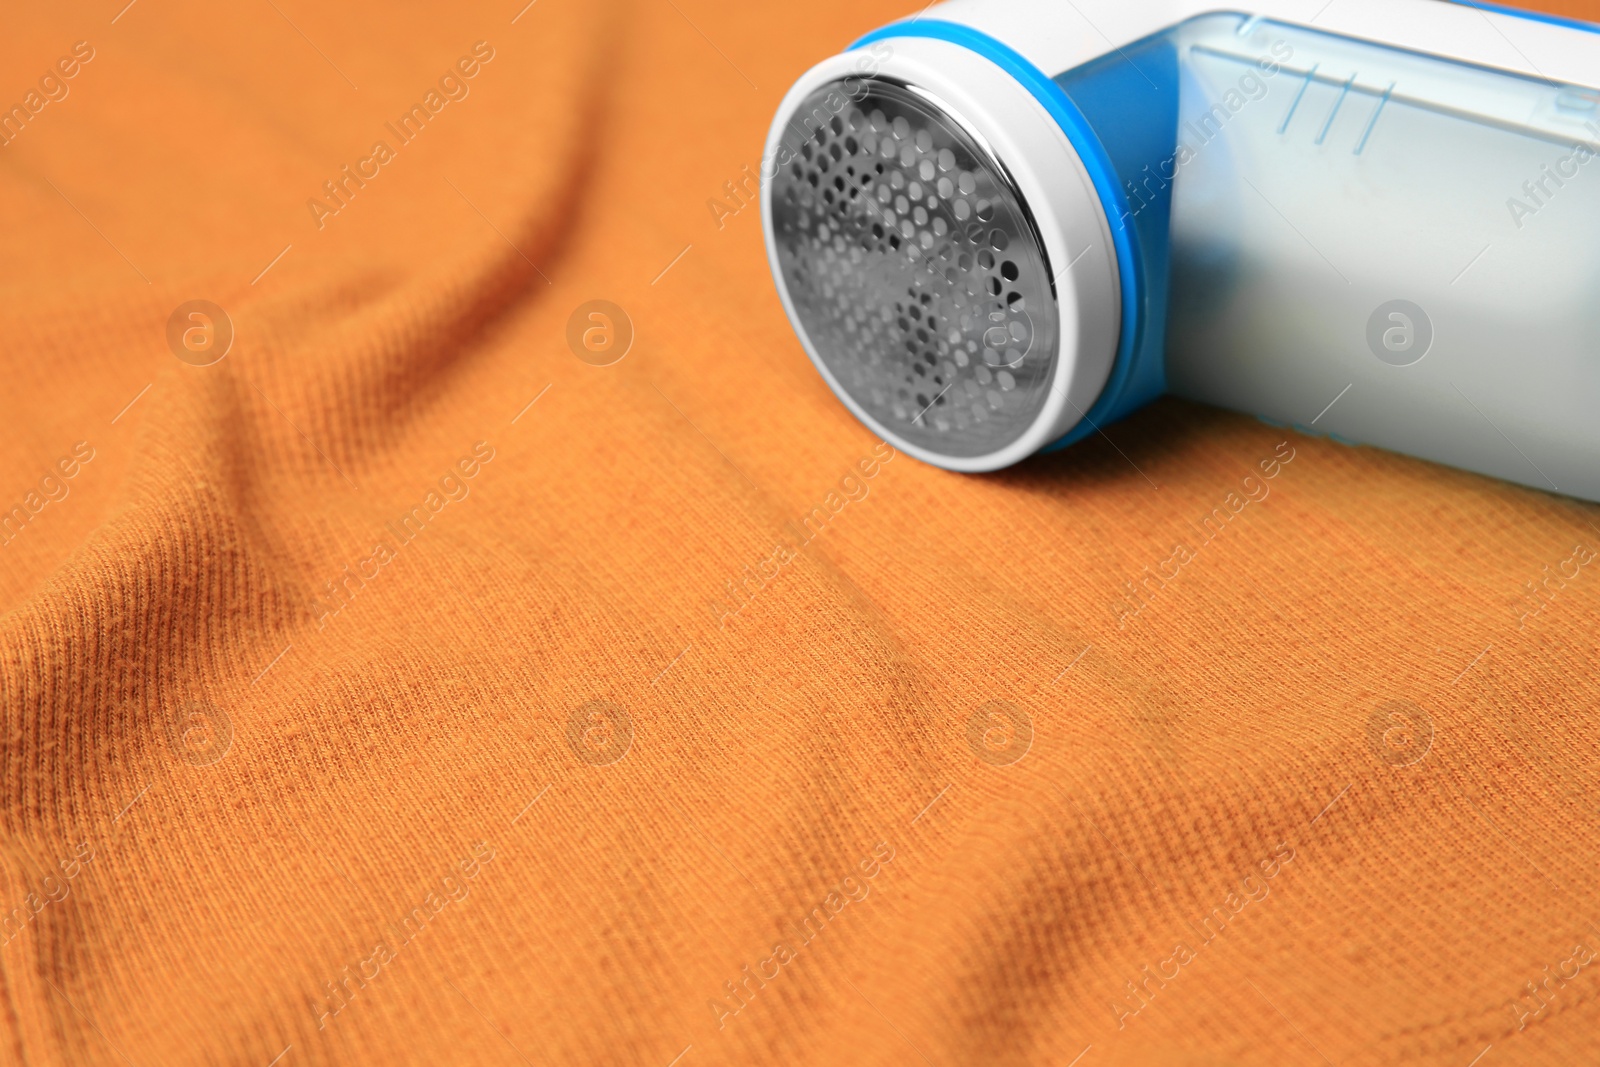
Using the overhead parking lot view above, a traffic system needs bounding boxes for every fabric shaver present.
[761,0,1600,501]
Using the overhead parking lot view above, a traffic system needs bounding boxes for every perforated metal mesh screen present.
[769,78,1059,458]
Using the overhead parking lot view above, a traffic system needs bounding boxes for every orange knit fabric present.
[2,1,1598,1064]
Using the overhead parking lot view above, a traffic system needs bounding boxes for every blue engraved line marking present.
[1316,72,1358,146]
[1354,81,1396,155]
[1279,62,1320,134]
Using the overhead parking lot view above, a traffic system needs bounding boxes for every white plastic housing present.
[921,0,1599,86]
[765,0,1600,499]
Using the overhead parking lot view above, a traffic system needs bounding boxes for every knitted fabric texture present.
[1,0,1597,1064]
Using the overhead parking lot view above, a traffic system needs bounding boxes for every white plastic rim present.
[761,37,1123,473]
